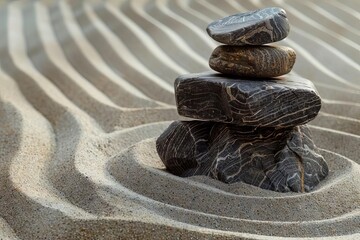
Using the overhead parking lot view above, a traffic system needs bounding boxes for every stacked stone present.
[156,8,329,193]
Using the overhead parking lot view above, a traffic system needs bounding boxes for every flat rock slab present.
[209,45,296,78]
[175,72,321,128]
[207,7,290,45]
[156,121,329,193]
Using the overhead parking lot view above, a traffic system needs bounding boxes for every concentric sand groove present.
[0,0,359,239]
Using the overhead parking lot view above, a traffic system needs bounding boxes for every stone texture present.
[209,45,296,78]
[156,121,329,193]
[175,72,321,128]
[207,7,290,45]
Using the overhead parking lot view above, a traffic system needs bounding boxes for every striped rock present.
[207,7,290,45]
[209,45,296,78]
[175,72,321,128]
[156,121,328,192]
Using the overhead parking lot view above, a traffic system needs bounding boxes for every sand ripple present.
[0,0,359,239]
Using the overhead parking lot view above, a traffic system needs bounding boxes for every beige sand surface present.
[0,0,359,239]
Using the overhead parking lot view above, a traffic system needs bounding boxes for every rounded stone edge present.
[208,45,297,78]
[206,7,291,45]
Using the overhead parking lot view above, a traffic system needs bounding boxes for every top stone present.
[206,7,290,45]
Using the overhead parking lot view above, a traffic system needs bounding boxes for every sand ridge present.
[0,0,359,239]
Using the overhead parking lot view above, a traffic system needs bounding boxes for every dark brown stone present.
[156,121,329,193]
[206,7,290,45]
[209,45,296,78]
[175,72,321,128]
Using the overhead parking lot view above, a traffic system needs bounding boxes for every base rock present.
[156,121,329,193]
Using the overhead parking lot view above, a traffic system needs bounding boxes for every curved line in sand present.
[156,0,217,49]
[83,2,174,93]
[304,2,360,36]
[273,0,360,51]
[103,2,187,75]
[130,0,208,68]
[330,1,360,20]
[103,137,359,238]
[57,1,160,106]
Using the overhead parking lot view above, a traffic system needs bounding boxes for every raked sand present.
[0,0,359,239]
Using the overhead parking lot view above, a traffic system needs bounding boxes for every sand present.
[0,0,359,239]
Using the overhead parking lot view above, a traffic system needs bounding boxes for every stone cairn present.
[156,7,329,193]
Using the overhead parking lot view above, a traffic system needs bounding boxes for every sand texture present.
[0,0,359,239]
